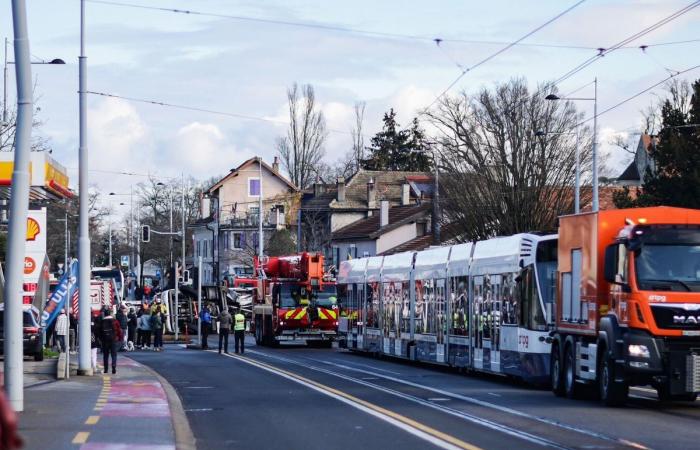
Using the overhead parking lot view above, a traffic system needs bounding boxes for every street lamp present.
[535,129,581,213]
[546,78,599,211]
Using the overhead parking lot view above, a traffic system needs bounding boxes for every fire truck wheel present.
[599,352,628,406]
[551,344,565,397]
[564,345,582,399]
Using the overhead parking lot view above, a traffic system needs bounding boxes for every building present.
[617,133,657,186]
[190,157,299,285]
[300,169,433,262]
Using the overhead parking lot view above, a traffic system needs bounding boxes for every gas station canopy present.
[0,152,72,201]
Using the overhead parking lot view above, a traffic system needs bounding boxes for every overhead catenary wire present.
[553,1,700,86]
[423,0,587,111]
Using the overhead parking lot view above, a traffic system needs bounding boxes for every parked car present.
[0,304,44,361]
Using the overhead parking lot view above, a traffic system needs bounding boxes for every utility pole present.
[432,150,441,245]
[197,256,202,347]
[258,158,263,261]
[108,220,112,267]
[592,77,599,212]
[77,0,92,376]
[3,0,33,411]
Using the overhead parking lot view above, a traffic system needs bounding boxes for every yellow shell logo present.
[26,217,40,241]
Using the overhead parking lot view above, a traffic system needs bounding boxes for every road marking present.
[85,416,100,425]
[428,398,451,402]
[293,354,650,450]
[219,352,481,450]
[487,393,502,397]
[72,432,90,444]
[184,408,214,412]
[184,386,214,389]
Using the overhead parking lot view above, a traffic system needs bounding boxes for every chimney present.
[336,177,346,202]
[380,200,389,228]
[401,183,410,206]
[272,156,280,173]
[367,177,376,208]
[314,183,325,197]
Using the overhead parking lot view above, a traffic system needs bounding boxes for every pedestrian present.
[201,305,212,349]
[233,306,246,355]
[151,306,164,352]
[127,307,138,349]
[55,309,69,353]
[218,307,232,354]
[139,309,152,350]
[116,305,128,351]
[90,318,100,372]
[100,307,123,374]
[69,312,78,352]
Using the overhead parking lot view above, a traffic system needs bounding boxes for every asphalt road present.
[130,337,700,450]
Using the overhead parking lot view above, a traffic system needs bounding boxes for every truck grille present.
[651,305,700,330]
[686,355,700,392]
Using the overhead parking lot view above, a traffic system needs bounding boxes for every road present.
[130,337,700,450]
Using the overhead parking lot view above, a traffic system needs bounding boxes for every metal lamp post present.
[545,78,598,211]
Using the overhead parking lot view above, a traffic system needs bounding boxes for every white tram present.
[337,233,558,383]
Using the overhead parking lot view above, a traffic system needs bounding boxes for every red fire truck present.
[250,252,338,347]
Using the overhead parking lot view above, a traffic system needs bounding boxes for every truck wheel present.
[564,345,580,399]
[599,353,628,406]
[551,344,565,397]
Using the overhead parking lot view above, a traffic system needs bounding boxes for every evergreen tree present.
[363,109,431,171]
[614,79,700,209]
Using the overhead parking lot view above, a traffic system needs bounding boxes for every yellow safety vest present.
[234,313,245,331]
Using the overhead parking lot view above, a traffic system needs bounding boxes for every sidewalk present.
[19,355,191,450]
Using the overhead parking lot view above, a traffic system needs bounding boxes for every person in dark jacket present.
[151,306,164,352]
[100,307,123,374]
[115,306,128,351]
[218,308,232,354]
[201,305,212,349]
[90,318,101,372]
[127,308,138,347]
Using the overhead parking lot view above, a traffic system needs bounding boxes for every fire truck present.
[550,207,700,405]
[250,252,338,347]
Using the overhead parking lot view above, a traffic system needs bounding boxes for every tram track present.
[243,348,648,450]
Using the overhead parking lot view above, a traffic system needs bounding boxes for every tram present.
[337,233,557,383]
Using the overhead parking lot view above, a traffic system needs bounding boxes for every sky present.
[1,0,699,217]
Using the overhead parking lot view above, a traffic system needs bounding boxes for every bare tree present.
[276,83,327,190]
[426,78,593,241]
[351,101,366,172]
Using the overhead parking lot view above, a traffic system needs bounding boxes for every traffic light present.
[182,270,190,284]
[141,225,150,243]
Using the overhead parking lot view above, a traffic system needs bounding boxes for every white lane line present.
[257,350,650,450]
[184,408,214,412]
[487,393,502,398]
[429,398,452,402]
[244,350,565,449]
[218,352,469,450]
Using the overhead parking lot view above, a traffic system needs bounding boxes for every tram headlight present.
[628,344,650,358]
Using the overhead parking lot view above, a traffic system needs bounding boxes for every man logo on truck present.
[673,315,700,325]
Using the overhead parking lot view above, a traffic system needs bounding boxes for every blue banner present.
[41,260,78,328]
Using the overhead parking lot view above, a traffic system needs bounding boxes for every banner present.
[41,260,78,328]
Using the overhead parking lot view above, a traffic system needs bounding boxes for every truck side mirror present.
[604,244,617,284]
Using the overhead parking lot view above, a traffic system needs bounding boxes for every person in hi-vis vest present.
[233,305,246,354]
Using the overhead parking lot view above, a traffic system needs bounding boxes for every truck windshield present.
[314,286,338,308]
[633,225,700,292]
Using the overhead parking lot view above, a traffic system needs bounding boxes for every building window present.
[248,178,261,197]
[233,232,245,249]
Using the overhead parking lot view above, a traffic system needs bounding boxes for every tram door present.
[472,275,502,371]
[356,283,365,349]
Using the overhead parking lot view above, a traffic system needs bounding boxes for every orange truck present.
[550,206,700,405]
[250,252,338,347]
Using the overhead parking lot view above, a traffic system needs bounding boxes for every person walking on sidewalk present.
[233,306,246,354]
[116,305,128,351]
[90,318,101,372]
[55,309,69,353]
[201,305,212,349]
[100,307,124,374]
[218,307,232,354]
[151,306,164,352]
[139,309,152,350]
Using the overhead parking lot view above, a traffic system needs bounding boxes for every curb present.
[135,359,196,450]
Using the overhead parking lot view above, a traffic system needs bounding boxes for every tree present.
[426,78,592,241]
[266,229,296,256]
[363,109,431,171]
[276,83,327,189]
[613,79,700,209]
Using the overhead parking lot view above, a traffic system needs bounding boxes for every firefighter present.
[233,305,246,354]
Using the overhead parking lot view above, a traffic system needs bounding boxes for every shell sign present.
[26,217,41,241]
[24,257,36,275]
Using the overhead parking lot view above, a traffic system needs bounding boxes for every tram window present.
[415,280,426,333]
[450,276,469,335]
[518,266,546,330]
[434,279,446,337]
[337,284,350,315]
[366,283,380,328]
[400,281,410,334]
[382,282,402,333]
[502,273,518,325]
